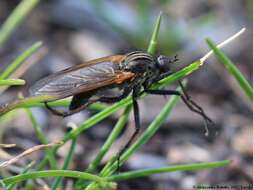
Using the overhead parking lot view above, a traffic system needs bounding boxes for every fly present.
[1,51,213,163]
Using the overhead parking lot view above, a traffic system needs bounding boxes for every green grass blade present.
[0,79,25,86]
[24,108,58,169]
[2,170,105,187]
[25,108,48,144]
[147,12,162,55]
[0,41,42,79]
[0,0,40,47]
[0,95,55,117]
[51,138,77,190]
[206,39,253,103]
[107,160,231,181]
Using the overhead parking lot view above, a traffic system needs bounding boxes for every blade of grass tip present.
[206,38,253,103]
[147,11,162,55]
[101,84,183,177]
[0,0,40,47]
[51,138,77,190]
[2,170,106,187]
[87,105,132,173]
[0,41,43,79]
[107,160,231,182]
[200,28,246,65]
[0,79,25,86]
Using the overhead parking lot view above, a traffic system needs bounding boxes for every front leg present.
[144,85,213,136]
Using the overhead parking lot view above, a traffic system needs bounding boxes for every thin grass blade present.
[0,41,42,79]
[0,0,40,47]
[147,12,162,55]
[107,160,230,181]
[206,39,253,103]
[0,79,25,86]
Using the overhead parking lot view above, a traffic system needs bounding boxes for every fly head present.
[156,55,178,73]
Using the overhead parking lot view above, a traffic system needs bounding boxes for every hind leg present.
[45,92,95,117]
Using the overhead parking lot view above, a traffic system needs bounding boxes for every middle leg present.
[116,87,141,170]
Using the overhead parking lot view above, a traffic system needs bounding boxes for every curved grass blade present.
[0,95,55,117]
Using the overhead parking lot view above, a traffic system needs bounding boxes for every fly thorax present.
[122,51,155,73]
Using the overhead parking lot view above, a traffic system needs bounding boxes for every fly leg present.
[115,87,141,171]
[144,83,213,136]
[45,92,95,117]
[98,87,132,103]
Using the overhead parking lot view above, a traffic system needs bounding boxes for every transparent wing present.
[29,56,134,100]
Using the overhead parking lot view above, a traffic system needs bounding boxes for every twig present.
[0,141,63,168]
[0,144,16,148]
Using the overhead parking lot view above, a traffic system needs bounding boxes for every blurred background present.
[0,0,253,189]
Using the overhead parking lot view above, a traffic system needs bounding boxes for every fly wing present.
[29,55,134,100]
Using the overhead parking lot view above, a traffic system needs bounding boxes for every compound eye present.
[157,55,167,66]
